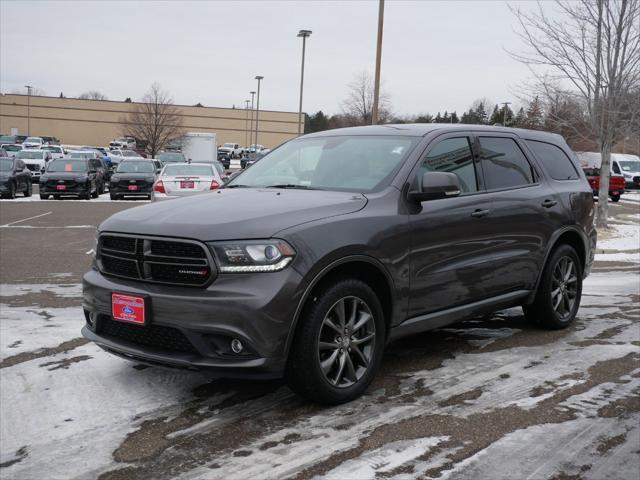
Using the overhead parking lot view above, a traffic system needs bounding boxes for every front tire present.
[39,193,49,200]
[611,194,620,203]
[523,244,582,329]
[286,278,385,405]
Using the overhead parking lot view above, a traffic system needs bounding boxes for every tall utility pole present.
[371,0,385,125]
[297,30,312,136]
[249,91,256,148]
[244,99,250,148]
[254,76,263,150]
[501,102,512,127]
[24,85,33,135]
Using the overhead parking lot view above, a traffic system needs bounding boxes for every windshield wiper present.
[225,184,251,188]
[264,184,315,190]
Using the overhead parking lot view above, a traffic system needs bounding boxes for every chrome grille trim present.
[97,233,216,287]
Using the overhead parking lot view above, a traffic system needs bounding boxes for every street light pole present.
[254,76,263,150]
[24,85,33,135]
[371,0,385,125]
[500,102,512,127]
[249,91,256,149]
[297,30,312,136]
[244,99,250,148]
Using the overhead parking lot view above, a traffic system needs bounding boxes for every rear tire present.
[611,194,620,203]
[7,182,16,199]
[523,244,582,329]
[110,193,119,200]
[39,193,49,200]
[286,278,386,405]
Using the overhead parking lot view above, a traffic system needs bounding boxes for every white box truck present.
[181,132,217,163]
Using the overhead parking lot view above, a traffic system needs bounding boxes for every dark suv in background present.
[83,124,596,404]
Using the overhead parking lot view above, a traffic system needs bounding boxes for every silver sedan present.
[151,162,223,202]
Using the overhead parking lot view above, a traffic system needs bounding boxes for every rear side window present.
[612,162,621,175]
[478,137,534,190]
[418,137,478,193]
[526,140,579,180]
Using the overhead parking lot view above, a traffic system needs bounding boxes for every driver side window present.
[417,137,478,193]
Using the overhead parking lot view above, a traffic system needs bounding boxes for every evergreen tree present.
[59,92,65,98]
[474,101,488,124]
[513,107,527,127]
[308,111,330,133]
[489,105,501,125]
[414,114,434,123]
[525,96,544,130]
[124,97,132,103]
[450,111,459,124]
[434,112,443,123]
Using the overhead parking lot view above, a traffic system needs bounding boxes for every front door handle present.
[471,209,491,218]
[541,199,558,208]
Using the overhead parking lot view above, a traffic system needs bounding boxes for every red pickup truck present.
[582,167,625,202]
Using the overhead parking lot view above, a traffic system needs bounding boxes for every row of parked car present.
[0,145,230,201]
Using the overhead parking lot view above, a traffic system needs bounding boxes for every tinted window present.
[525,141,578,180]
[0,158,12,171]
[479,137,534,189]
[418,137,477,193]
[612,161,621,174]
[117,161,155,173]
[164,164,214,176]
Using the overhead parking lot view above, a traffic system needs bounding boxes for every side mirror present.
[408,172,461,203]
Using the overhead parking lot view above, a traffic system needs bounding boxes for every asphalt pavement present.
[0,193,638,480]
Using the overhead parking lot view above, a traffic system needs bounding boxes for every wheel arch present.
[529,226,588,301]
[284,255,395,357]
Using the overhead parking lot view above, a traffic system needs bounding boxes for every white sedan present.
[152,162,223,202]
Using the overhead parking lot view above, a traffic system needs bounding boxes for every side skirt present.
[388,289,531,342]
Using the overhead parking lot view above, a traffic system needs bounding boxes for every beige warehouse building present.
[0,94,302,149]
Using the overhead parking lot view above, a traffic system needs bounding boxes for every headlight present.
[208,240,295,273]
[623,173,632,178]
[111,176,120,182]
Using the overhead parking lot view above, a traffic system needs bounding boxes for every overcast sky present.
[1,1,552,117]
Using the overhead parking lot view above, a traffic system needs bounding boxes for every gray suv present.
[82,124,596,404]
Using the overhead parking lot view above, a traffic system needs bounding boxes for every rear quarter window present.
[525,140,579,181]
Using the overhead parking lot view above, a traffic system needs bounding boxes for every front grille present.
[118,180,150,188]
[26,164,40,172]
[97,234,214,287]
[100,317,197,353]
[47,180,78,188]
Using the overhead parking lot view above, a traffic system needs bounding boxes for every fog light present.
[230,339,243,354]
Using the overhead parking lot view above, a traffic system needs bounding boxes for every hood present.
[24,158,46,165]
[111,173,155,181]
[100,188,367,240]
[42,172,89,180]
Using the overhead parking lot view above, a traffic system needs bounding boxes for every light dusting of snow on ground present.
[0,214,638,480]
[0,283,82,298]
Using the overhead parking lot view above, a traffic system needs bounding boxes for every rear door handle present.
[541,199,557,208]
[471,209,491,218]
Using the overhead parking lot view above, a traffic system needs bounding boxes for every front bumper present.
[110,185,152,196]
[82,266,306,376]
[40,184,89,195]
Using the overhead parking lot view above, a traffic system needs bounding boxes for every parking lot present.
[1,195,639,479]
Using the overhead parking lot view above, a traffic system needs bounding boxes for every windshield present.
[4,145,21,151]
[117,161,155,173]
[69,152,93,159]
[25,137,41,143]
[228,136,419,192]
[0,136,15,143]
[222,143,234,148]
[16,150,44,159]
[164,164,213,176]
[43,146,62,153]
[47,160,88,172]
[0,158,14,171]
[157,152,184,163]
[619,160,640,172]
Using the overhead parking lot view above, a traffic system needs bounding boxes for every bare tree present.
[341,71,392,126]
[78,91,108,101]
[510,0,640,227]
[120,83,185,159]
